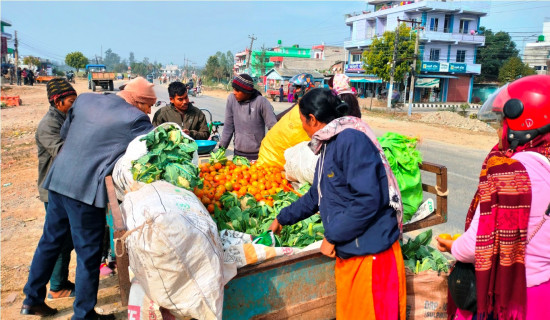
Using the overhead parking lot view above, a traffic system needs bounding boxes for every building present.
[523,19,550,75]
[234,42,344,78]
[344,0,487,103]
[1,19,13,65]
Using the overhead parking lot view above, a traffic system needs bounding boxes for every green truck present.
[86,64,116,92]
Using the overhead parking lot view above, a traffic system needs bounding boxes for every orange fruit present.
[439,233,452,240]
[207,204,215,213]
[452,234,461,240]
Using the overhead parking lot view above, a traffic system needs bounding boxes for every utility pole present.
[14,31,19,68]
[245,34,257,72]
[387,20,400,108]
[408,26,420,116]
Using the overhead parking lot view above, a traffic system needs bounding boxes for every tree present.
[204,55,221,82]
[103,48,121,71]
[129,52,135,65]
[476,28,519,82]
[362,23,416,82]
[498,57,535,83]
[251,45,270,78]
[65,51,89,73]
[130,62,148,76]
[23,56,41,69]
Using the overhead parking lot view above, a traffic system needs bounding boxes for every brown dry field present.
[0,79,496,319]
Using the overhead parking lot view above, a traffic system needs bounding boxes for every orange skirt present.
[335,240,406,320]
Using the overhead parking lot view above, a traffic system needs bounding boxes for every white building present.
[524,19,550,75]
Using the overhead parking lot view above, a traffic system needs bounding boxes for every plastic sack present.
[283,141,319,185]
[112,122,199,201]
[405,269,449,320]
[377,132,423,223]
[121,181,224,320]
[257,105,310,168]
[220,229,301,268]
[128,277,177,320]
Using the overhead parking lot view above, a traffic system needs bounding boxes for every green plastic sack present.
[377,132,423,223]
[252,231,282,247]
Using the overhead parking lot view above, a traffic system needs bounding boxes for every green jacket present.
[151,103,210,140]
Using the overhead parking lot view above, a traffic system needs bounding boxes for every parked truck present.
[86,64,116,92]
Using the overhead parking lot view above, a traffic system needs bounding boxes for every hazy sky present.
[2,1,549,66]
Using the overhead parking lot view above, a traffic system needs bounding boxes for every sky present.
[2,1,549,67]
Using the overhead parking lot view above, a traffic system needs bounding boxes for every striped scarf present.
[459,131,550,320]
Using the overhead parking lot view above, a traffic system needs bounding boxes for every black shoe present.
[20,303,58,316]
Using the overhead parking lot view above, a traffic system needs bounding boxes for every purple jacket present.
[220,90,277,159]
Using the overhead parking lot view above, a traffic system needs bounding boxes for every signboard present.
[345,62,365,72]
[449,63,466,73]
[421,61,440,72]
[439,62,449,72]
[415,78,440,88]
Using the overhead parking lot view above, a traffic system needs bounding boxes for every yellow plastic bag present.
[257,105,310,168]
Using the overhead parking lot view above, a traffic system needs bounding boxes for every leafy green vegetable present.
[209,148,227,165]
[232,156,250,167]
[130,125,201,190]
[401,229,450,274]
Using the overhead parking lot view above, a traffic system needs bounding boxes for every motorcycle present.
[66,71,75,84]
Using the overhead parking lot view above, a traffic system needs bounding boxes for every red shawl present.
[452,127,550,320]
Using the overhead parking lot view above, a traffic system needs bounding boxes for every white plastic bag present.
[112,122,199,201]
[283,141,319,185]
[121,181,224,320]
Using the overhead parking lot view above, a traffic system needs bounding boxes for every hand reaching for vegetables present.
[320,238,336,258]
[182,129,190,135]
[268,218,283,235]
[435,236,453,253]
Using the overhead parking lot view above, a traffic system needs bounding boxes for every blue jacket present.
[277,129,400,259]
[43,93,153,208]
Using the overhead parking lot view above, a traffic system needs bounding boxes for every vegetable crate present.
[105,161,447,318]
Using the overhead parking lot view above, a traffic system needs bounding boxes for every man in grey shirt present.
[219,74,277,160]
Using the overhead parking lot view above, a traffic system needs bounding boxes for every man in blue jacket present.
[21,77,156,320]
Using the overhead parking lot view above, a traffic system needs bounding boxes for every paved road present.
[144,82,489,234]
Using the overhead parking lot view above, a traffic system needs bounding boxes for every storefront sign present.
[415,78,440,88]
[439,62,449,72]
[421,62,440,72]
[449,63,466,73]
[346,62,365,72]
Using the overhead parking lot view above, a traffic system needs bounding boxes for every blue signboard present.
[421,61,440,72]
[346,62,365,72]
[449,63,466,73]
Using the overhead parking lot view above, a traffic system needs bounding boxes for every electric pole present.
[387,20,400,109]
[245,34,257,71]
[14,31,19,68]
[408,26,420,116]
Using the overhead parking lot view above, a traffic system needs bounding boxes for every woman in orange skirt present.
[270,88,406,319]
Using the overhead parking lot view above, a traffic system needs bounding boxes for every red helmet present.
[478,75,550,149]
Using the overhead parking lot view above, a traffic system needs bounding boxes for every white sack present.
[283,141,319,185]
[122,181,223,320]
[112,122,199,201]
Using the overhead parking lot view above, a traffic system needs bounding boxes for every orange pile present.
[194,162,293,213]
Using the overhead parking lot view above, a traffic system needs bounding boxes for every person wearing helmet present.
[436,75,550,320]
[276,73,315,121]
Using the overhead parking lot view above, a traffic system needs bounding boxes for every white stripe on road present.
[448,171,477,182]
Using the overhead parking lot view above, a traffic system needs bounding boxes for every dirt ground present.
[0,80,497,319]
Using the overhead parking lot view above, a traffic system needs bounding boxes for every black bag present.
[448,261,477,313]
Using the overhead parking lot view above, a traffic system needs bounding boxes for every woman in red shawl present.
[436,75,550,320]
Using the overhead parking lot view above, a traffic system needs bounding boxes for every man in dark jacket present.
[220,74,277,160]
[152,81,209,140]
[35,78,78,301]
[21,77,155,319]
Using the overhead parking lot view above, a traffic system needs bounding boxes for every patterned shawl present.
[308,116,404,232]
[457,128,550,320]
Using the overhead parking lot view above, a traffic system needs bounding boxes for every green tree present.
[23,56,41,69]
[251,45,270,78]
[65,51,89,73]
[130,62,148,76]
[103,48,121,71]
[362,23,416,82]
[129,52,135,65]
[476,28,519,82]
[498,57,535,83]
[204,55,221,82]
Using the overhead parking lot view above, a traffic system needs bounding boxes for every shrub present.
[460,103,469,112]
[469,113,478,119]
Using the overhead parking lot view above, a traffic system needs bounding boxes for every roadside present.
[0,80,496,319]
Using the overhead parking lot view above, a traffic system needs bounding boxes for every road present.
[141,82,486,234]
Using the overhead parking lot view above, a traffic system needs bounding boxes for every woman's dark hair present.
[339,93,361,118]
[299,88,349,123]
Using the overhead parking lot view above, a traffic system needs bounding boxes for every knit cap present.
[333,74,354,95]
[47,78,77,104]
[232,74,255,94]
[117,77,157,106]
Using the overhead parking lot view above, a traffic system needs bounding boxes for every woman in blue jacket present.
[269,88,406,319]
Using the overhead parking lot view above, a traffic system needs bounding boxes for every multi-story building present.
[344,0,486,103]
[523,19,550,75]
[1,19,13,65]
